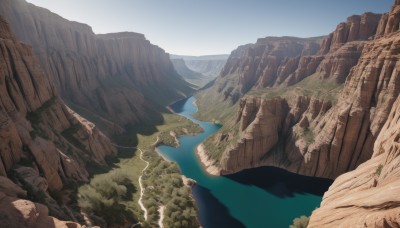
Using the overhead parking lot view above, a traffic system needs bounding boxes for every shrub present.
[78,171,137,226]
[375,164,383,176]
[290,215,309,228]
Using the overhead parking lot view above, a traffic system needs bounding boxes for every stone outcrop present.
[318,13,382,54]
[216,37,324,103]
[375,1,400,37]
[0,0,193,134]
[219,95,332,176]
[201,12,382,107]
[0,192,83,228]
[0,16,115,226]
[309,79,400,227]
[215,13,399,179]
[198,8,391,179]
[307,2,400,226]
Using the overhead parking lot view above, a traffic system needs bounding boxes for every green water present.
[157,97,331,228]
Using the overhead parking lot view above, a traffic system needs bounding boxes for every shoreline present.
[195,143,221,176]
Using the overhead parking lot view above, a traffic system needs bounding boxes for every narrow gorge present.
[0,0,399,227]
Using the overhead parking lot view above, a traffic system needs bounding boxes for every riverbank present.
[196,144,221,175]
[157,96,331,227]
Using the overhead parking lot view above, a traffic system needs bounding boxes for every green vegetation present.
[78,171,137,226]
[203,123,240,163]
[375,164,384,176]
[248,73,343,105]
[303,128,314,145]
[77,112,201,227]
[157,121,203,147]
[141,151,199,227]
[289,215,309,228]
[293,126,315,145]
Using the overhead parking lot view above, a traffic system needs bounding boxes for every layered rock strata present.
[0,16,115,226]
[0,0,193,133]
[308,2,400,226]
[199,11,391,179]
[208,13,382,105]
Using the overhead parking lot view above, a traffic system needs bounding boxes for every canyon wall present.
[308,2,400,226]
[0,0,194,134]
[198,1,400,225]
[204,12,382,105]
[0,16,116,225]
[198,11,391,179]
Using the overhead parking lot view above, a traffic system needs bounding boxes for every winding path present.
[112,144,149,222]
[158,205,165,228]
[138,148,150,221]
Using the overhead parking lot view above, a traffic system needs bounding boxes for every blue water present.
[157,97,332,228]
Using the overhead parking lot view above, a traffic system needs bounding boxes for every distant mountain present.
[171,54,228,78]
[170,54,229,61]
[171,58,209,88]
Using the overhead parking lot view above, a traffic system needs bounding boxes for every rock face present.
[219,95,332,176]
[202,13,382,107]
[318,13,382,54]
[0,191,83,228]
[200,0,400,225]
[0,16,115,226]
[0,0,194,133]
[308,2,400,226]
[309,77,400,227]
[197,8,390,180]
[216,37,324,103]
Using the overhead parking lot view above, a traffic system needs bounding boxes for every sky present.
[26,0,393,56]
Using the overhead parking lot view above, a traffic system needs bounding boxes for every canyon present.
[1,0,400,227]
[0,0,194,135]
[0,0,196,226]
[196,0,400,226]
[171,55,228,88]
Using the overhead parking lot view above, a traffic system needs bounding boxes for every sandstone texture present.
[0,0,193,134]
[0,16,115,226]
[198,1,400,226]
[0,191,83,228]
[308,2,400,226]
[200,13,382,108]
[199,10,388,179]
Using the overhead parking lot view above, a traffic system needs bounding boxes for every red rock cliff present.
[308,1,400,226]
[0,0,194,133]
[0,16,116,226]
[197,4,400,185]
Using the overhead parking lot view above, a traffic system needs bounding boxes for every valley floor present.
[78,113,202,227]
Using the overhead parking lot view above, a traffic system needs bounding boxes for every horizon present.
[26,0,393,56]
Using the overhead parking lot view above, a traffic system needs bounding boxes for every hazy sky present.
[26,0,393,56]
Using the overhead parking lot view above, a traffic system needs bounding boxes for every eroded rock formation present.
[308,2,400,226]
[0,0,193,134]
[0,16,115,226]
[197,5,395,179]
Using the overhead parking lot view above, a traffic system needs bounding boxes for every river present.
[157,97,332,228]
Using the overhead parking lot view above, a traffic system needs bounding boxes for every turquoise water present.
[157,97,332,228]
